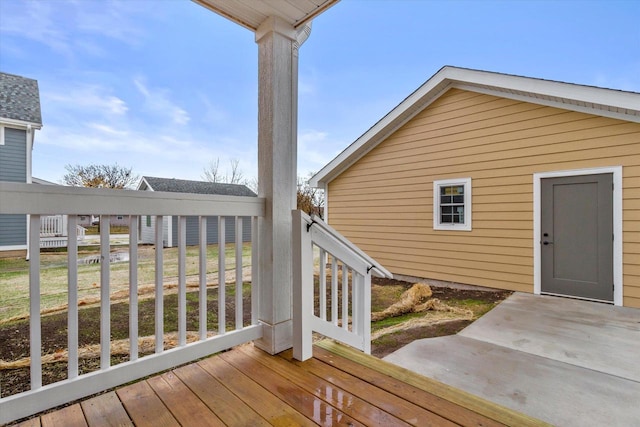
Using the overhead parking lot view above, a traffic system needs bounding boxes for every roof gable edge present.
[310,72,454,187]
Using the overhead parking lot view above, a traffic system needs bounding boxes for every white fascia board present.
[193,0,338,31]
[136,177,152,191]
[444,67,640,113]
[455,83,640,123]
[310,71,453,187]
[0,117,42,130]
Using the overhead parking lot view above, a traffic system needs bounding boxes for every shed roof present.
[310,66,640,187]
[194,0,339,31]
[0,72,42,126]
[139,176,257,197]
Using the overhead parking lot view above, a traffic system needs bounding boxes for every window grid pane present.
[439,185,465,224]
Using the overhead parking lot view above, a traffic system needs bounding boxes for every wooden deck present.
[13,341,547,427]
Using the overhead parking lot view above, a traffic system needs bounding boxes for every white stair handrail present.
[293,210,391,361]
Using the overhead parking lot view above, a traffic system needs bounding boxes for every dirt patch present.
[370,277,512,358]
[0,276,511,398]
[0,287,252,397]
[371,319,473,358]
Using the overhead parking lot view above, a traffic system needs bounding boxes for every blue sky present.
[1,0,639,185]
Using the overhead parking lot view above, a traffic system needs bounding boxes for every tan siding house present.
[311,66,640,308]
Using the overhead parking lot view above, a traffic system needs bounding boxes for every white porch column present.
[254,16,308,354]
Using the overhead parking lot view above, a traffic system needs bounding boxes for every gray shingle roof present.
[0,72,42,125]
[141,176,257,197]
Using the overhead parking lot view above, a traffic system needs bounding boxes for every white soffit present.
[310,66,640,187]
[193,0,339,31]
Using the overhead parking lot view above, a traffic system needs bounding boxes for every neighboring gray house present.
[0,72,42,253]
[137,176,256,247]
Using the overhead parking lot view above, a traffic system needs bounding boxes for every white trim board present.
[533,166,623,306]
[0,245,28,251]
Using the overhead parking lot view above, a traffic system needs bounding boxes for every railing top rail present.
[304,212,392,278]
[0,181,265,217]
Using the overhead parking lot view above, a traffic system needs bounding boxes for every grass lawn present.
[83,225,129,235]
[0,243,252,323]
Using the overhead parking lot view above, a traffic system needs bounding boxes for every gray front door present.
[541,174,613,301]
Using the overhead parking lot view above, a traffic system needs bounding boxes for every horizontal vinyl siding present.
[0,128,27,248]
[627,165,640,307]
[140,215,155,245]
[170,216,252,247]
[0,127,27,182]
[328,88,640,308]
[0,214,26,246]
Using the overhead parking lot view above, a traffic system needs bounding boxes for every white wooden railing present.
[292,211,392,361]
[0,182,265,424]
[40,215,86,248]
[40,214,67,236]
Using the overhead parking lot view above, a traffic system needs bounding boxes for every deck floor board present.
[80,391,133,427]
[219,348,364,426]
[115,380,180,427]
[147,372,225,427]
[197,353,315,426]
[173,362,271,427]
[17,343,547,427]
[309,346,503,427]
[239,345,413,427]
[40,404,87,427]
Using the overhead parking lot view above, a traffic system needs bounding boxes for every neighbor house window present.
[433,178,472,231]
[146,215,151,227]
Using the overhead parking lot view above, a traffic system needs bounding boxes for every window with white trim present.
[433,178,472,231]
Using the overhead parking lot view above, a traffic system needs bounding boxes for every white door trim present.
[533,166,623,306]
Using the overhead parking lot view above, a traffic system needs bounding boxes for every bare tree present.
[297,173,324,219]
[202,158,250,185]
[246,176,258,194]
[228,159,245,184]
[201,158,222,183]
[62,164,139,189]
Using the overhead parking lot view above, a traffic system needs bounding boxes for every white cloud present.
[87,123,129,136]
[298,130,342,176]
[134,78,190,126]
[75,0,146,46]
[0,0,150,59]
[0,1,72,56]
[43,84,128,117]
[199,95,229,124]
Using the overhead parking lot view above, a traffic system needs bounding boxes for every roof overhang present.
[310,66,640,187]
[0,117,42,130]
[193,0,339,31]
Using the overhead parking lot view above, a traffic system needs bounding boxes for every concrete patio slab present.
[459,293,640,382]
[384,293,640,426]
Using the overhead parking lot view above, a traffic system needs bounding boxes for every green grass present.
[0,243,252,322]
[371,312,426,331]
[84,225,130,235]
